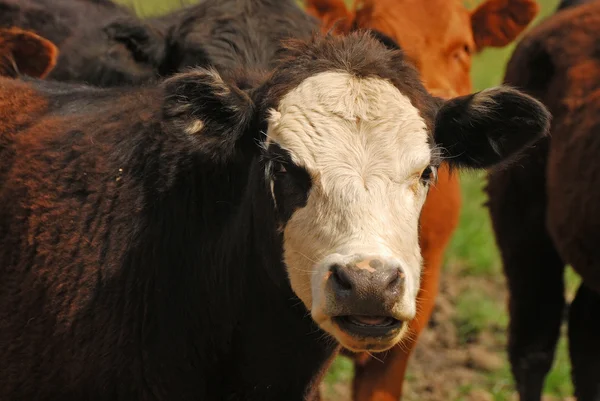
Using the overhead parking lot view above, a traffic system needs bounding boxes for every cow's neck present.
[214,157,340,399]
[141,153,337,399]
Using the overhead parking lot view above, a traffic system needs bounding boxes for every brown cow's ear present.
[0,28,58,78]
[162,68,255,161]
[471,0,540,50]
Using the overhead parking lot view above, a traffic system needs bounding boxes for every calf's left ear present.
[163,68,255,160]
[433,86,550,169]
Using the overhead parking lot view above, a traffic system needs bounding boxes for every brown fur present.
[486,2,600,400]
[0,27,57,78]
[304,1,540,400]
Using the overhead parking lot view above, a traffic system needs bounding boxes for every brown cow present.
[305,0,539,400]
[486,1,600,400]
[0,27,57,78]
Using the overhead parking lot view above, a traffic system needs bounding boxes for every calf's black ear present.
[163,68,255,160]
[103,17,167,68]
[433,86,551,169]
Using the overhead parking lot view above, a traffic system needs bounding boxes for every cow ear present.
[162,68,255,159]
[433,86,550,169]
[0,28,58,78]
[103,17,167,68]
[470,0,539,49]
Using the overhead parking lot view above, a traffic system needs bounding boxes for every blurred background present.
[114,0,576,399]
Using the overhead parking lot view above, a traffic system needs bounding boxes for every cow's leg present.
[568,283,600,401]
[351,164,461,401]
[503,239,564,401]
[486,138,565,401]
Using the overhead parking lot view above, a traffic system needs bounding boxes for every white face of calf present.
[164,32,549,353]
[265,71,435,351]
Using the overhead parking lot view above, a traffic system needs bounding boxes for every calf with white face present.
[266,72,434,351]
[0,31,551,401]
[260,34,548,352]
[171,32,550,354]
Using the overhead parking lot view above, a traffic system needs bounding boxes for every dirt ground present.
[320,264,575,401]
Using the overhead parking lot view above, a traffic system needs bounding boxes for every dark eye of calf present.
[264,144,312,223]
[420,166,436,185]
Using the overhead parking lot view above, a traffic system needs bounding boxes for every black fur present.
[1,0,319,87]
[163,0,319,74]
[263,143,313,223]
[433,88,551,168]
[557,0,595,11]
[366,29,401,51]
[0,0,168,86]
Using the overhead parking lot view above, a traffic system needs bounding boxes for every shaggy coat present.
[486,1,600,400]
[161,0,319,74]
[0,32,549,401]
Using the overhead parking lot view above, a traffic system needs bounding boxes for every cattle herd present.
[0,0,597,400]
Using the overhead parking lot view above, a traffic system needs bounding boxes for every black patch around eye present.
[264,144,312,223]
[420,166,437,185]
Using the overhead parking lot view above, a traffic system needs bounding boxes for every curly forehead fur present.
[256,31,440,134]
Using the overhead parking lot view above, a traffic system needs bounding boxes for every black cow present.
[0,0,319,86]
[155,0,319,74]
[0,32,549,400]
[0,0,169,86]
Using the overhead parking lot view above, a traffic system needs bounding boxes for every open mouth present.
[333,315,403,337]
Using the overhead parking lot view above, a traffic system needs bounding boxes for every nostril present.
[330,264,353,291]
[385,268,405,291]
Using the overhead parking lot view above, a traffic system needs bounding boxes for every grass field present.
[117,0,578,399]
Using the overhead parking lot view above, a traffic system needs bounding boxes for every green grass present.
[445,171,500,277]
[545,335,575,398]
[322,355,355,397]
[116,0,578,398]
[454,287,508,345]
[119,0,195,17]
